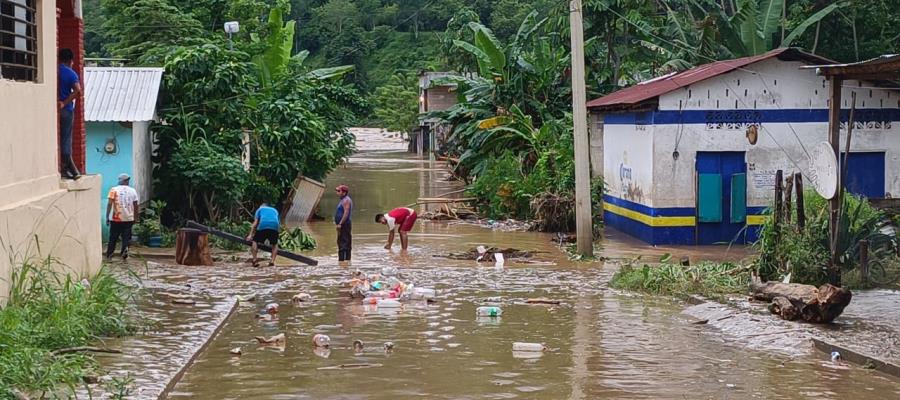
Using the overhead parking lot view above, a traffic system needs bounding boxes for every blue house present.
[83,67,163,239]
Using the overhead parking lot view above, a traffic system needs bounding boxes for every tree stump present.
[750,281,852,323]
[175,228,213,266]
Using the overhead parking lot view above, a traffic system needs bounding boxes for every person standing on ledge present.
[375,207,418,250]
[334,185,353,262]
[247,202,280,267]
[58,48,82,180]
[106,173,139,261]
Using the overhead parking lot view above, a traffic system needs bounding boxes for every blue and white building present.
[83,67,163,239]
[587,48,900,245]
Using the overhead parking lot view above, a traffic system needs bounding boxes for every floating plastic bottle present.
[410,287,436,300]
[512,342,546,352]
[365,290,393,299]
[363,298,402,308]
[831,351,842,362]
[476,306,503,317]
[381,266,398,277]
[376,299,402,308]
[313,334,331,348]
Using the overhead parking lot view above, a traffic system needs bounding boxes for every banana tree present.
[709,0,847,57]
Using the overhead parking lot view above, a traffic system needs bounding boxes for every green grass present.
[610,260,750,300]
[0,258,135,398]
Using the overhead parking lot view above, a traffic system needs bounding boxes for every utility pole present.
[827,77,842,286]
[569,0,593,257]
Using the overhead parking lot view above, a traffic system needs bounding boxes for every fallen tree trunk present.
[175,228,214,266]
[750,281,852,323]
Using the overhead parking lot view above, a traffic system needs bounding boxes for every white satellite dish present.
[808,141,838,199]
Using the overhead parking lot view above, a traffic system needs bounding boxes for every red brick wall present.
[57,2,85,171]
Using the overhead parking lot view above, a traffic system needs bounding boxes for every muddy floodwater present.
[168,149,899,399]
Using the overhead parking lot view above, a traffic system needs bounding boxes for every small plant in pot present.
[135,200,167,247]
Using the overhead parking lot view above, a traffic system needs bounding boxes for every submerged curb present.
[157,297,239,399]
[812,338,900,378]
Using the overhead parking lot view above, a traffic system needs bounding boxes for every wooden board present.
[284,176,326,223]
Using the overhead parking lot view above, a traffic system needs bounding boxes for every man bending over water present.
[375,207,418,250]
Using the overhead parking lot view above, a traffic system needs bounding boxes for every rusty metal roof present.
[587,48,833,111]
[84,67,164,122]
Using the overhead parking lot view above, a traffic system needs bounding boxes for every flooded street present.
[166,148,899,399]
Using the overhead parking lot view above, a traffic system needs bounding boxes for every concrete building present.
[414,72,458,154]
[588,48,900,245]
[83,67,163,239]
[1,0,101,298]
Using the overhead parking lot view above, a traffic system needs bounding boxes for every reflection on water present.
[168,151,898,399]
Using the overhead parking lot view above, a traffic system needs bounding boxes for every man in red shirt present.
[375,207,418,250]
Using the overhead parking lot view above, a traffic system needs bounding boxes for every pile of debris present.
[345,268,436,305]
[434,246,541,263]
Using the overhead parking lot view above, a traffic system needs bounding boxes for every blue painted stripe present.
[604,109,900,125]
[602,195,768,217]
[602,195,694,217]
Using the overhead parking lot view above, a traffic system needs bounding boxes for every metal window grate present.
[0,0,37,81]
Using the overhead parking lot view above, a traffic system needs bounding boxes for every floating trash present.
[313,334,331,348]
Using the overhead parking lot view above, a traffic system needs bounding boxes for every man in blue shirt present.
[58,48,82,180]
[246,202,280,267]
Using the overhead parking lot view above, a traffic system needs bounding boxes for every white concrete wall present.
[132,121,153,203]
[650,58,900,209]
[603,121,654,205]
[0,0,102,300]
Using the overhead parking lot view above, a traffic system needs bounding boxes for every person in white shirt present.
[106,173,140,261]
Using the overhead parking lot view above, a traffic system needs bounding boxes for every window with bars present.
[1,0,38,82]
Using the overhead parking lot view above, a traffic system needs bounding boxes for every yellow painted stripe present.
[746,215,768,225]
[603,202,696,227]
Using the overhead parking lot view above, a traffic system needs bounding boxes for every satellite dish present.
[808,142,837,199]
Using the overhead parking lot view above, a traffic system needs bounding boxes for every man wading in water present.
[247,202,280,267]
[334,185,353,261]
[375,207,418,250]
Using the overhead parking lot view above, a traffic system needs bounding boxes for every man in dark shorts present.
[246,202,280,267]
[375,207,418,250]
[334,184,353,262]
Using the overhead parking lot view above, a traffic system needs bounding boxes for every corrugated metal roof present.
[587,48,833,111]
[84,67,164,122]
[802,54,900,78]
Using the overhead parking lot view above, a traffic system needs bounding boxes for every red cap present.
[335,184,349,193]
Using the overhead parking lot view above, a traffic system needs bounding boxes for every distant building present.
[83,67,163,239]
[414,72,458,154]
[587,48,900,245]
[1,0,101,298]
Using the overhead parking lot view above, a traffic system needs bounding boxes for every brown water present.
[168,150,899,399]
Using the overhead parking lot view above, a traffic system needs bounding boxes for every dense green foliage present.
[0,262,134,398]
[610,258,750,300]
[755,190,899,287]
[82,0,898,229]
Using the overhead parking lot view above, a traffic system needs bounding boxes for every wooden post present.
[774,170,784,227]
[784,174,794,226]
[827,77,843,286]
[795,173,805,229]
[859,239,869,288]
[570,0,593,257]
[175,228,214,266]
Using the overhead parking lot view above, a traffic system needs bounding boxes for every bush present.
[210,220,253,251]
[755,189,898,287]
[610,258,750,300]
[0,260,135,397]
[279,227,317,251]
